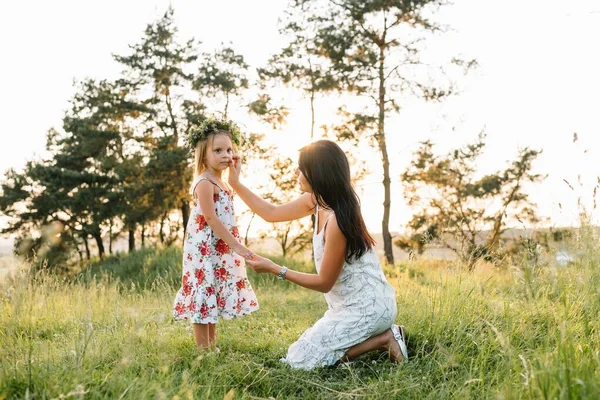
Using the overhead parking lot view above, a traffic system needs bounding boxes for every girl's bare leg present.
[192,323,211,349]
[208,323,217,348]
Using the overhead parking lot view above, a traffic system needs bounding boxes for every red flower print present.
[188,302,197,312]
[195,214,207,230]
[236,280,245,290]
[236,298,244,312]
[205,286,215,296]
[214,267,228,281]
[215,239,230,255]
[182,273,192,296]
[186,253,193,261]
[200,303,209,319]
[195,268,205,284]
[213,193,220,202]
[198,241,210,256]
[231,226,240,239]
[250,300,257,307]
[234,258,241,267]
[217,296,226,308]
[175,302,185,315]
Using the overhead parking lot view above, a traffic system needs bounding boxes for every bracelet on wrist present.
[276,265,288,280]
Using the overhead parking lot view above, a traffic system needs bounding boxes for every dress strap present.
[190,177,207,195]
[315,202,335,236]
[191,176,231,195]
[320,212,335,236]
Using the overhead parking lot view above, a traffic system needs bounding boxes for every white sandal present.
[391,324,408,361]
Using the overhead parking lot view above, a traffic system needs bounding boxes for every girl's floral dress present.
[173,177,259,324]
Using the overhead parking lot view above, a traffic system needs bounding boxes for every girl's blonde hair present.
[192,130,236,185]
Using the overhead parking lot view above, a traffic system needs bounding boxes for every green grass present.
[1,238,599,399]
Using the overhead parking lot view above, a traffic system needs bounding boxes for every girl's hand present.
[233,244,256,261]
[246,255,278,275]
[228,155,242,186]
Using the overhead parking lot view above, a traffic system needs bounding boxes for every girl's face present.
[296,167,312,193]
[205,134,234,173]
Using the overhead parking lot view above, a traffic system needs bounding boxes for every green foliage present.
[247,94,289,130]
[283,0,475,265]
[0,8,259,265]
[113,7,199,248]
[258,11,339,138]
[193,46,249,119]
[0,78,150,265]
[398,133,545,269]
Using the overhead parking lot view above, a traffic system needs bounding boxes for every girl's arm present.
[246,215,346,293]
[228,157,315,222]
[195,180,254,259]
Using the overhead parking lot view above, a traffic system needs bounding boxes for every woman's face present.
[296,166,312,193]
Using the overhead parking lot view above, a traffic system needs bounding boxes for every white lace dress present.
[281,208,398,370]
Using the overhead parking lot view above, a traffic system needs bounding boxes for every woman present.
[228,140,407,370]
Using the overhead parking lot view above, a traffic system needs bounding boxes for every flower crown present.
[185,118,242,149]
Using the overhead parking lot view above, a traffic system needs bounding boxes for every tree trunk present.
[164,87,179,141]
[159,213,166,244]
[91,229,105,259]
[467,257,477,272]
[486,216,504,253]
[141,225,146,247]
[309,61,316,140]
[75,237,83,263]
[181,200,190,236]
[84,236,91,261]
[109,221,113,254]
[485,182,521,251]
[244,212,256,246]
[310,89,315,140]
[280,227,290,258]
[128,228,135,252]
[378,44,394,265]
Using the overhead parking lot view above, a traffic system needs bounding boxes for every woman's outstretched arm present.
[228,156,314,222]
[247,215,346,293]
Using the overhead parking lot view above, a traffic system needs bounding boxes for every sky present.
[1,0,599,244]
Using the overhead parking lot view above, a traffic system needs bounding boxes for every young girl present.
[173,118,259,350]
[229,139,408,369]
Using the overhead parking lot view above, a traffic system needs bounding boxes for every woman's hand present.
[246,255,279,275]
[228,155,242,187]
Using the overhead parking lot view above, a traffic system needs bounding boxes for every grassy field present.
[1,228,599,399]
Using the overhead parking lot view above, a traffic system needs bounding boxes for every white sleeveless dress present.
[281,207,398,369]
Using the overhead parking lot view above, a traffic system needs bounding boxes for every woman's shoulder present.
[322,214,345,242]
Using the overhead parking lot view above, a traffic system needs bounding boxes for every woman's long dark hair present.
[299,140,375,262]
